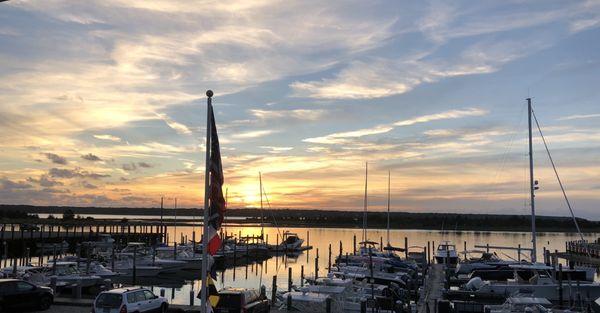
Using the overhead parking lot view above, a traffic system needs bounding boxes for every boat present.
[53,256,118,278]
[154,244,203,270]
[111,258,163,277]
[36,241,69,254]
[45,262,105,288]
[118,242,186,272]
[435,241,458,265]
[268,231,305,252]
[454,264,600,302]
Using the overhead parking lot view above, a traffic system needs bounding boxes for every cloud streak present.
[304,108,488,144]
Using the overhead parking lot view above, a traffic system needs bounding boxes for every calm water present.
[123,226,600,305]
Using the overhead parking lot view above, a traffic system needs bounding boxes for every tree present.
[62,209,75,220]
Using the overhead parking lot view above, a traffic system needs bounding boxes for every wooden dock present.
[0,221,167,264]
[417,264,445,313]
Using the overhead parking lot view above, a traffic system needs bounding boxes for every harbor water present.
[133,226,600,305]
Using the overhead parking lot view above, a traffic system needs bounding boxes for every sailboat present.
[452,99,600,302]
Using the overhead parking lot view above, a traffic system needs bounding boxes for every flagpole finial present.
[206,90,213,98]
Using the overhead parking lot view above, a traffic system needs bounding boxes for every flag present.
[207,103,226,255]
[197,275,220,307]
[207,276,220,307]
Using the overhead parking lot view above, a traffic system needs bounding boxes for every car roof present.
[0,279,21,283]
[103,287,146,294]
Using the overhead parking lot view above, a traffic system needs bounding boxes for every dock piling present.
[271,275,277,304]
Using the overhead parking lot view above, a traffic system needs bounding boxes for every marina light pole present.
[200,90,213,313]
[527,98,537,263]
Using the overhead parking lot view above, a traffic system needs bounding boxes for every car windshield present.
[96,293,122,308]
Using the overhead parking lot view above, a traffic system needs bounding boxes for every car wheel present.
[160,303,168,313]
[38,295,52,310]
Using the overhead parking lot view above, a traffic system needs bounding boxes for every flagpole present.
[200,90,213,313]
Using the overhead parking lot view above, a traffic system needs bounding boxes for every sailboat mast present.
[387,170,390,246]
[174,198,177,245]
[259,172,264,238]
[527,98,537,263]
[362,162,368,244]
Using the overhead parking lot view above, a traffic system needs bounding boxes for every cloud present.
[0,178,32,190]
[48,168,110,179]
[44,153,68,165]
[260,146,294,153]
[231,130,277,139]
[137,162,153,168]
[122,163,137,171]
[94,134,122,142]
[27,175,64,187]
[304,108,488,144]
[250,109,326,121]
[155,113,192,135]
[81,181,98,189]
[81,153,102,162]
[558,113,600,121]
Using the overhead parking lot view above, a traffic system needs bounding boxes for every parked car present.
[93,287,168,313]
[214,288,270,313]
[0,278,53,311]
[20,223,40,231]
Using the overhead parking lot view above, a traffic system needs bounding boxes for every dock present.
[417,264,445,313]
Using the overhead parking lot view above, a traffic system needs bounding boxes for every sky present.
[1,0,600,218]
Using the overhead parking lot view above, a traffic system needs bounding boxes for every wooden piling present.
[288,267,292,292]
[271,275,277,303]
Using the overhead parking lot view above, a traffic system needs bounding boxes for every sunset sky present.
[1,1,599,218]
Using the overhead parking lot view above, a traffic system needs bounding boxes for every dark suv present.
[214,288,270,313]
[0,279,53,311]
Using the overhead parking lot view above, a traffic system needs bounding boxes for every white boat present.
[54,256,119,278]
[485,296,553,313]
[45,262,104,288]
[154,245,203,270]
[464,264,600,302]
[269,231,305,251]
[111,258,163,277]
[118,242,186,272]
[435,241,458,265]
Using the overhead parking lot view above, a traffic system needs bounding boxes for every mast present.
[160,196,164,240]
[362,162,368,245]
[259,172,264,239]
[200,90,213,313]
[387,170,391,247]
[174,198,177,245]
[527,98,537,263]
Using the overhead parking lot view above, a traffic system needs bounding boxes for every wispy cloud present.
[304,108,487,144]
[231,130,277,139]
[44,153,68,165]
[558,113,600,121]
[155,113,192,135]
[250,109,326,121]
[94,134,122,142]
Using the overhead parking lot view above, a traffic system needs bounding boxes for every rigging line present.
[531,110,590,258]
[261,185,282,243]
[479,103,527,206]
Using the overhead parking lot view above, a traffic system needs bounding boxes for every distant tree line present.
[0,204,599,232]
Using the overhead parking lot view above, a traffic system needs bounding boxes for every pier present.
[417,264,445,313]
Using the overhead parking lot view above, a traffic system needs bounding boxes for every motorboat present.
[458,264,600,302]
[118,242,186,272]
[154,245,203,270]
[435,241,458,265]
[45,262,104,288]
[455,251,521,275]
[54,256,118,278]
[268,231,304,251]
[111,258,162,277]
